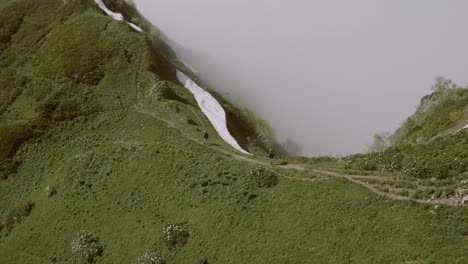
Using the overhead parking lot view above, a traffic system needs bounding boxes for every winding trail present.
[220,149,460,206]
[134,107,460,207]
[130,104,468,208]
[311,170,459,206]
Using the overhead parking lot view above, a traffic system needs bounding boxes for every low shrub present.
[352,157,378,171]
[395,189,409,197]
[409,190,423,199]
[162,224,189,248]
[71,230,103,263]
[343,131,467,179]
[0,123,34,159]
[442,188,455,198]
[0,158,21,180]
[38,99,80,121]
[3,200,35,234]
[433,189,442,198]
[249,167,278,188]
[152,81,175,100]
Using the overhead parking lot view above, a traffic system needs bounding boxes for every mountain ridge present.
[0,1,467,263]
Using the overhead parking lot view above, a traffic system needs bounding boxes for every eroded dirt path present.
[224,151,460,206]
[312,169,459,206]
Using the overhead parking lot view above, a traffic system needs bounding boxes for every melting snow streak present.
[95,0,143,32]
[177,71,251,155]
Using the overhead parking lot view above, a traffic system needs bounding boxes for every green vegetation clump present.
[1,201,35,235]
[242,108,275,149]
[71,230,103,264]
[0,123,34,159]
[0,158,21,180]
[392,80,468,145]
[162,224,190,248]
[147,81,176,101]
[345,131,467,179]
[339,84,467,180]
[249,167,279,187]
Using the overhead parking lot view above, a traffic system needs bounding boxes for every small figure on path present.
[203,130,209,144]
[116,95,124,111]
[268,149,275,165]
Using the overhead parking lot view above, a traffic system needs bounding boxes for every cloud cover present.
[134,0,468,156]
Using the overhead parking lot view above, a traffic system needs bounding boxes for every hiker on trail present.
[116,95,124,111]
[203,130,209,144]
[268,149,275,165]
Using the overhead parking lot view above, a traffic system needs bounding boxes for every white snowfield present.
[95,0,143,32]
[176,71,251,155]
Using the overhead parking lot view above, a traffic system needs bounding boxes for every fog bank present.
[134,0,468,156]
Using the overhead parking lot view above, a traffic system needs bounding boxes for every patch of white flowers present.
[163,224,189,248]
[137,251,165,264]
[71,230,103,263]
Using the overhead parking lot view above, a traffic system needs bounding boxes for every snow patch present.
[95,0,123,21]
[128,23,143,32]
[95,0,143,32]
[176,71,251,155]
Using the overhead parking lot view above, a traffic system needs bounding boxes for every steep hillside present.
[0,1,467,263]
[392,78,468,146]
[298,84,468,205]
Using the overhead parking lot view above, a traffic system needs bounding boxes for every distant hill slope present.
[392,78,468,146]
[0,1,467,263]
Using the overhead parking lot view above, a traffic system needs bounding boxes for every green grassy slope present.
[392,85,468,146]
[1,109,467,263]
[0,0,467,263]
[291,86,467,205]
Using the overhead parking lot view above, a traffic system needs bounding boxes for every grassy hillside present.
[392,79,468,146]
[2,109,467,263]
[295,85,468,205]
[0,1,467,263]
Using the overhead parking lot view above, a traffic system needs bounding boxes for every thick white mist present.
[134,0,468,156]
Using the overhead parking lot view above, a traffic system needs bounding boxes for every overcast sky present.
[134,0,468,156]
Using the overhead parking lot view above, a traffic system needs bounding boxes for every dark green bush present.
[344,131,467,179]
[2,200,35,234]
[409,190,422,199]
[0,123,34,159]
[249,167,278,188]
[71,230,103,264]
[39,99,81,121]
[395,189,409,197]
[162,224,190,248]
[0,0,34,44]
[0,158,21,180]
